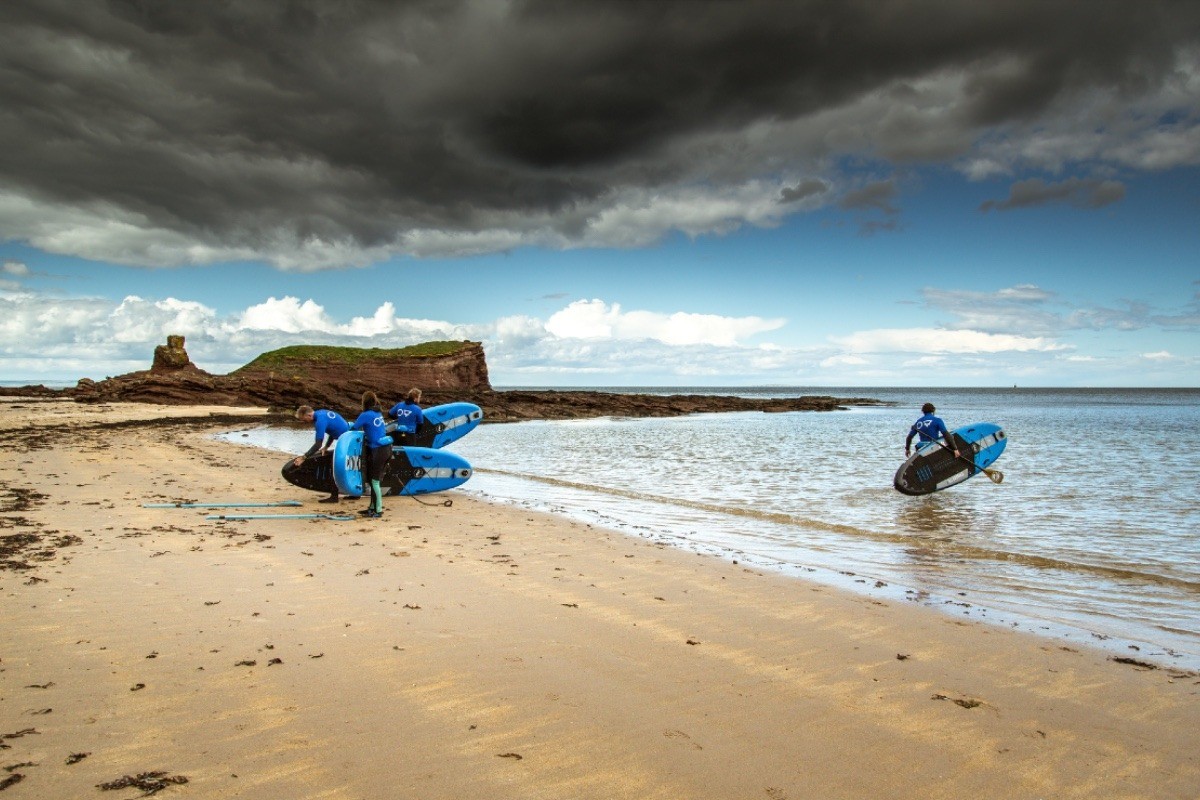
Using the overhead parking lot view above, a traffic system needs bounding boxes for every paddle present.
[933,440,1004,484]
[143,501,303,508]
[205,513,355,521]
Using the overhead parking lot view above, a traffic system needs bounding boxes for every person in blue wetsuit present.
[293,405,350,503]
[387,387,424,445]
[905,402,961,459]
[351,391,393,519]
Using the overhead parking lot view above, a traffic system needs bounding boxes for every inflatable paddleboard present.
[388,401,483,449]
[282,450,339,494]
[893,422,1007,496]
[331,432,472,497]
[282,401,481,494]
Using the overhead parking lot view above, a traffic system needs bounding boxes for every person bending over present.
[293,406,350,503]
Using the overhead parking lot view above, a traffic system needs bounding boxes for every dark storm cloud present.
[838,180,899,214]
[1,0,1198,268]
[779,179,829,204]
[980,178,1128,211]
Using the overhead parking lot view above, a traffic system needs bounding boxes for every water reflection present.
[894,493,975,536]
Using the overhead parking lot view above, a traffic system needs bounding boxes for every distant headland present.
[0,335,884,422]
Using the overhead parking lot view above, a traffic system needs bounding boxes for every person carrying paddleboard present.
[387,387,424,446]
[905,402,961,459]
[352,391,393,519]
[293,406,350,503]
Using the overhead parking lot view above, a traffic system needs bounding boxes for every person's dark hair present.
[362,391,381,411]
[922,402,935,414]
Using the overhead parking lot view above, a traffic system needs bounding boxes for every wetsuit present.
[305,410,350,458]
[305,410,350,502]
[352,409,392,515]
[906,412,951,451]
[387,400,424,445]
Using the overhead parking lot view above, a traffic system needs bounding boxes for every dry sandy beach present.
[1,399,1196,799]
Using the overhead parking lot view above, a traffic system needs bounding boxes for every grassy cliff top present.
[237,340,475,371]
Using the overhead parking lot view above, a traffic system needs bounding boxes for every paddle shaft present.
[205,513,354,520]
[931,439,1003,483]
[145,501,303,508]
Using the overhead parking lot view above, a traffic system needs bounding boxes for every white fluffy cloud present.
[236,297,335,333]
[546,299,784,346]
[830,327,1066,354]
[0,289,800,383]
[229,296,459,340]
[921,283,1168,336]
[110,296,218,343]
[1,287,1192,387]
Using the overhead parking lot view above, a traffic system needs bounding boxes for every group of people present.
[294,394,949,516]
[292,388,424,519]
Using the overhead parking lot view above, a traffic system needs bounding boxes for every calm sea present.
[220,387,1200,670]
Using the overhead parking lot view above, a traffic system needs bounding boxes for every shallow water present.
[221,387,1200,670]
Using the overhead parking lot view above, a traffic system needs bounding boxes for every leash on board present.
[406,494,454,507]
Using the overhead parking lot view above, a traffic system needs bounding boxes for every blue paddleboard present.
[283,401,482,495]
[893,422,1007,496]
[387,401,483,449]
[333,432,473,497]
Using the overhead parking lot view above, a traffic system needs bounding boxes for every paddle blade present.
[984,468,1004,484]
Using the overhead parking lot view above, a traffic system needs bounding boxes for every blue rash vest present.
[313,410,350,447]
[352,410,391,448]
[908,412,950,446]
[387,400,424,433]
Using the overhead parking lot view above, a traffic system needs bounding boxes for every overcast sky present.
[2,0,1198,386]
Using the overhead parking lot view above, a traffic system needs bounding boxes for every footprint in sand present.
[663,729,703,750]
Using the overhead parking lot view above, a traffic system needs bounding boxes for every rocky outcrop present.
[231,341,491,391]
[20,339,492,411]
[464,389,884,422]
[152,335,194,373]
[0,336,884,420]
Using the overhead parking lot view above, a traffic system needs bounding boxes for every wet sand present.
[1,399,1197,799]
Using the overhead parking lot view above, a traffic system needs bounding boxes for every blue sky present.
[2,3,1198,387]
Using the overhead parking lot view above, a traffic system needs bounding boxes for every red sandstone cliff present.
[29,337,491,412]
[0,336,883,421]
[230,342,490,393]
